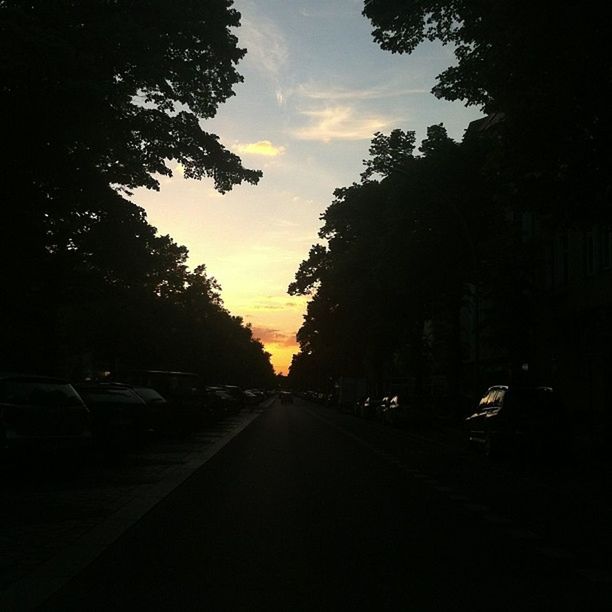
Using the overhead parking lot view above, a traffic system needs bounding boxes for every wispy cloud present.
[296,82,428,102]
[239,4,288,83]
[251,326,296,347]
[292,106,390,142]
[234,140,286,157]
[244,294,308,313]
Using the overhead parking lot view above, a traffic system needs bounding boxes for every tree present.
[1,0,261,196]
[363,1,612,220]
[288,126,480,393]
[1,0,262,310]
[0,1,276,384]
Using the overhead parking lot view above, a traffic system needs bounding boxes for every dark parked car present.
[131,386,171,433]
[0,374,92,453]
[110,370,210,433]
[465,385,571,459]
[244,389,265,405]
[381,395,404,426]
[374,396,391,421]
[205,387,238,418]
[75,382,149,445]
[221,385,246,412]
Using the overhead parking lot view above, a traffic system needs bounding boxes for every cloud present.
[239,6,288,82]
[251,326,297,347]
[275,89,286,106]
[296,82,428,102]
[240,294,308,313]
[292,106,390,142]
[234,140,286,157]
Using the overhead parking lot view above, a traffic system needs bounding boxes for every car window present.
[133,387,165,403]
[479,391,492,408]
[492,389,504,406]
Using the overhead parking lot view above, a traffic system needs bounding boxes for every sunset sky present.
[130,0,482,375]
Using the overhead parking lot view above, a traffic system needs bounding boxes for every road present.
[29,398,612,610]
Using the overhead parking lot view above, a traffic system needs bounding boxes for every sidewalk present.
[0,405,268,611]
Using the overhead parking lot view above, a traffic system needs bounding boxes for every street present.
[10,397,612,610]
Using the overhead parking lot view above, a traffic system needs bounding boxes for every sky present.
[129,0,483,376]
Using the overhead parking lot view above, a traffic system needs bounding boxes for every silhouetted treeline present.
[0,1,274,387]
[289,2,612,441]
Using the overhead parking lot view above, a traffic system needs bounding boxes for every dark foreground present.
[37,398,612,610]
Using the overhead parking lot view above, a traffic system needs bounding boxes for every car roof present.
[75,382,134,390]
[114,369,199,377]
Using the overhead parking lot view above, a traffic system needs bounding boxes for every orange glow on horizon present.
[265,341,298,376]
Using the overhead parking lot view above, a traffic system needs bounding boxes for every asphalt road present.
[38,398,612,611]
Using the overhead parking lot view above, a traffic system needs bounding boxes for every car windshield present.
[133,387,166,403]
[0,380,83,407]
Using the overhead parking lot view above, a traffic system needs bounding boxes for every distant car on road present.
[465,385,571,459]
[0,374,92,454]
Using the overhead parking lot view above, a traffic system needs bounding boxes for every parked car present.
[131,386,171,434]
[110,370,210,433]
[381,395,404,426]
[358,396,381,419]
[465,385,571,459]
[375,396,391,421]
[221,385,246,413]
[245,389,265,405]
[205,387,238,418]
[0,374,92,454]
[74,382,149,446]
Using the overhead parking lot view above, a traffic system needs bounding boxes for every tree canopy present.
[363,1,612,220]
[288,126,487,391]
[0,1,275,386]
[1,0,261,196]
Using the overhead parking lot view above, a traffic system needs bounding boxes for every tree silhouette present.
[363,0,612,221]
[0,1,275,386]
[288,126,484,395]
